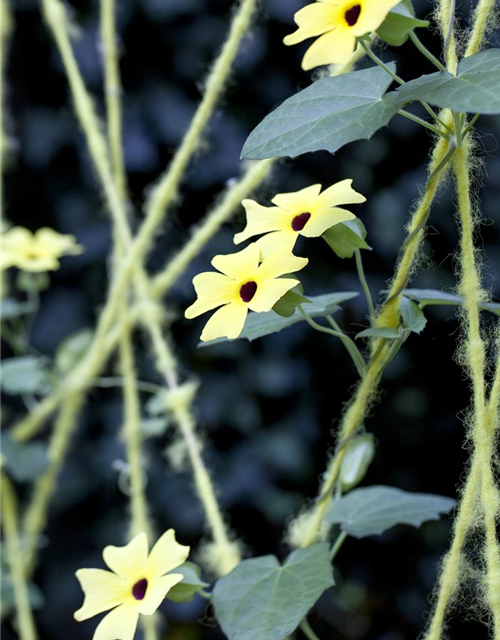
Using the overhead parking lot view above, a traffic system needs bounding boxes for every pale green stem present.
[326,315,367,378]
[360,40,404,84]
[41,0,130,253]
[361,38,447,129]
[10,159,274,443]
[462,113,480,139]
[397,109,449,139]
[99,3,157,633]
[17,0,258,576]
[330,530,348,561]
[93,377,162,394]
[354,249,374,321]
[464,0,496,57]
[145,315,241,575]
[143,0,259,232]
[100,0,127,201]
[1,474,39,640]
[22,393,84,576]
[409,31,446,72]
[299,619,322,640]
[294,114,455,548]
[299,306,366,378]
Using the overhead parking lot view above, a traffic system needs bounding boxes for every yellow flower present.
[284,0,401,69]
[234,181,365,257]
[74,530,190,640]
[185,243,308,342]
[1,226,83,272]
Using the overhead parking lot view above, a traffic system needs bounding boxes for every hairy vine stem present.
[1,474,39,640]
[18,0,263,578]
[290,0,500,551]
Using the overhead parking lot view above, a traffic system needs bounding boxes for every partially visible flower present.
[1,226,83,272]
[284,0,401,69]
[74,530,189,640]
[234,181,365,257]
[185,243,308,342]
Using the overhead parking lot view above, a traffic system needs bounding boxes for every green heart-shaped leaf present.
[212,544,334,640]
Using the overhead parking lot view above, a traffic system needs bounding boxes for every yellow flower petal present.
[271,184,322,212]
[255,230,297,260]
[146,529,190,579]
[352,0,401,36]
[314,179,366,208]
[234,200,290,245]
[93,604,139,640]
[211,243,260,281]
[301,206,356,237]
[35,228,83,255]
[302,27,356,69]
[15,257,60,273]
[103,533,149,580]
[283,1,338,46]
[1,226,83,272]
[137,574,184,615]
[248,278,299,313]
[185,272,236,319]
[2,227,33,249]
[200,301,248,342]
[74,569,127,621]
[256,246,308,281]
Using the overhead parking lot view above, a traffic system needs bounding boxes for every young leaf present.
[399,288,500,316]
[326,485,455,537]
[339,434,375,492]
[0,298,37,320]
[16,271,50,292]
[55,328,94,373]
[356,327,401,340]
[1,577,45,613]
[397,48,500,114]
[399,296,427,334]
[241,65,401,160]
[141,417,169,438]
[145,390,169,415]
[167,562,208,603]
[322,219,371,259]
[200,292,358,346]
[212,544,334,640]
[377,1,429,46]
[1,356,51,395]
[2,435,49,482]
[272,288,310,318]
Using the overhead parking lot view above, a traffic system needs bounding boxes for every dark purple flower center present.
[291,212,311,232]
[239,281,258,303]
[132,578,148,600]
[344,4,361,26]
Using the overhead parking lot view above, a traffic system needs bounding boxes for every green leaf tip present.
[326,485,455,538]
[241,64,401,160]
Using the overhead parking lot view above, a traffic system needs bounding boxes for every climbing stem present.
[1,474,39,640]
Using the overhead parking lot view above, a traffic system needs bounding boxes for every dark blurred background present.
[2,0,500,638]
